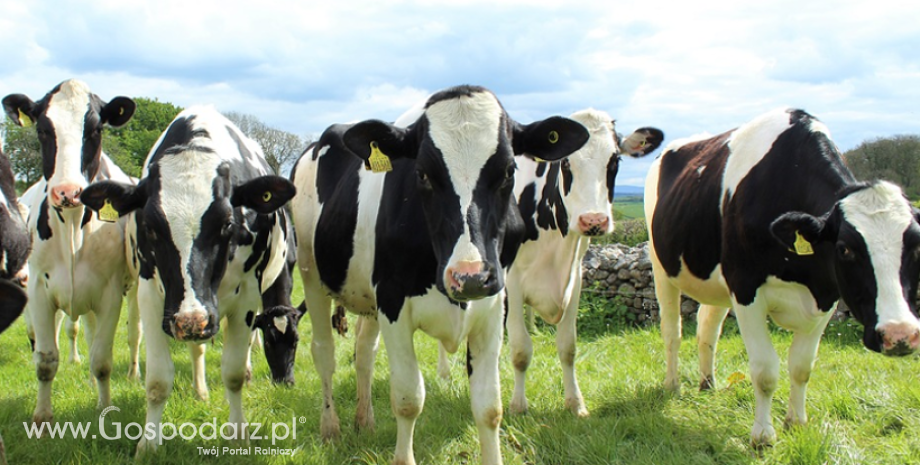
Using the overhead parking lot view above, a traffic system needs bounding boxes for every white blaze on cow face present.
[44,80,94,206]
[562,109,619,236]
[839,181,920,352]
[425,91,503,289]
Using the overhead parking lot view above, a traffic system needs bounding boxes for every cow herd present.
[0,79,918,464]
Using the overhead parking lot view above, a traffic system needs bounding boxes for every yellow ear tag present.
[99,199,119,223]
[18,109,32,128]
[367,141,393,173]
[794,231,814,256]
[262,191,272,202]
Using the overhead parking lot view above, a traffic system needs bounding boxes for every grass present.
[2,274,920,464]
[612,197,645,220]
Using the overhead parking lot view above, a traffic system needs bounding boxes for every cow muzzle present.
[50,183,84,209]
[878,321,920,356]
[170,312,219,341]
[577,213,611,236]
[445,261,499,301]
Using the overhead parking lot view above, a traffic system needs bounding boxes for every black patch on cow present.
[535,162,547,177]
[148,116,209,165]
[0,150,30,281]
[425,85,490,108]
[466,345,473,378]
[534,162,569,236]
[516,183,540,242]
[560,159,573,195]
[81,95,105,182]
[606,155,620,202]
[37,198,53,240]
[81,206,93,228]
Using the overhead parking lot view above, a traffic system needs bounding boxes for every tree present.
[1,119,42,191]
[845,135,920,199]
[105,97,183,177]
[224,111,310,175]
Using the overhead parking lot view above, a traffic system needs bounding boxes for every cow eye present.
[505,163,515,179]
[837,243,854,261]
[416,169,431,189]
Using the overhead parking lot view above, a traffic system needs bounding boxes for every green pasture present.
[1,274,919,464]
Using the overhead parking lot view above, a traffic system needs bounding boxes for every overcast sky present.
[1,0,918,185]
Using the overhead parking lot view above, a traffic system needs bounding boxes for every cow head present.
[80,110,296,341]
[541,109,662,237]
[246,303,305,385]
[343,86,589,302]
[3,79,135,208]
[771,181,920,355]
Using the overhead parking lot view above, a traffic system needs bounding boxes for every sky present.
[1,0,918,186]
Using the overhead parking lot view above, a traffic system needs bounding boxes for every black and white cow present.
[3,80,139,428]
[0,145,29,465]
[80,106,296,455]
[290,85,589,465]
[504,109,662,416]
[645,108,920,446]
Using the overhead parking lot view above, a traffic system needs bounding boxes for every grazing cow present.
[3,80,138,428]
[0,146,29,465]
[80,106,296,455]
[291,85,589,465]
[644,108,920,446]
[505,109,662,416]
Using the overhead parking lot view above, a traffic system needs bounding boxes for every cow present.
[0,145,29,465]
[504,109,662,417]
[2,80,140,428]
[644,107,920,447]
[81,106,296,455]
[290,85,590,465]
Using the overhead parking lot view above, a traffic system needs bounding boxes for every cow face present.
[2,80,135,208]
[81,128,295,341]
[771,181,920,355]
[246,304,305,385]
[343,86,589,302]
[552,110,662,237]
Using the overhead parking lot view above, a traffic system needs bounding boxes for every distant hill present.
[614,185,644,198]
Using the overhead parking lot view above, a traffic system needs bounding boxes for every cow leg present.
[557,280,587,417]
[188,342,209,401]
[30,290,58,427]
[89,292,122,410]
[355,315,380,433]
[65,313,81,364]
[653,264,682,393]
[506,274,532,415]
[222,311,251,443]
[136,280,174,456]
[697,305,730,390]
[126,283,142,381]
[379,317,423,465]
[82,313,97,387]
[305,288,339,440]
[786,308,834,428]
[733,299,779,447]
[467,297,504,465]
[436,342,452,380]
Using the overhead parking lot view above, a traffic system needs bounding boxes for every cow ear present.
[2,94,37,127]
[620,127,664,158]
[293,302,307,325]
[512,116,590,162]
[0,279,27,335]
[770,211,833,254]
[246,311,264,330]
[231,175,296,214]
[81,179,148,217]
[101,97,136,128]
[343,120,415,168]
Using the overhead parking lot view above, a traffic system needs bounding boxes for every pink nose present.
[880,322,920,355]
[577,213,610,235]
[171,313,214,341]
[445,261,497,300]
[49,184,83,208]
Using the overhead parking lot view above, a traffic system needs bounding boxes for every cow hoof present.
[136,437,158,457]
[663,378,681,395]
[127,366,141,382]
[566,398,589,418]
[508,398,528,415]
[783,413,807,429]
[30,413,54,436]
[750,426,777,449]
[321,415,341,442]
[195,388,210,402]
[699,376,715,391]
[355,412,375,434]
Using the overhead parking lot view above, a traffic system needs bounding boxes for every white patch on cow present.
[45,80,93,189]
[426,91,502,267]
[316,145,330,159]
[697,165,706,176]
[273,315,288,334]
[721,108,795,210]
[338,168,385,316]
[839,181,919,329]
